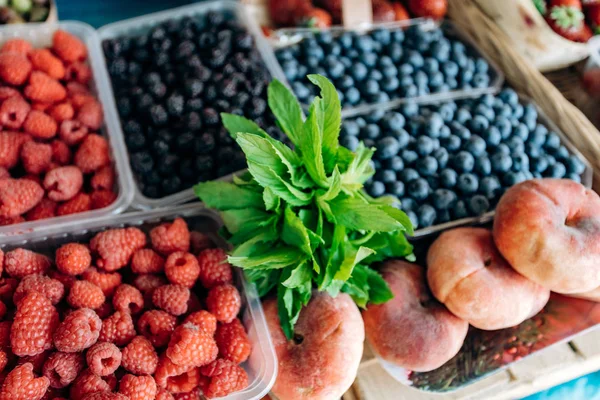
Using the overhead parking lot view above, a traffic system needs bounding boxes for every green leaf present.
[336,146,355,173]
[263,187,280,212]
[268,79,304,146]
[281,262,311,289]
[334,246,376,282]
[342,266,369,308]
[220,208,271,235]
[277,283,311,340]
[319,166,342,202]
[328,197,405,232]
[245,269,280,297]
[236,133,287,176]
[308,75,341,174]
[228,245,306,270]
[320,224,345,290]
[282,207,312,255]
[194,181,264,210]
[230,230,278,257]
[298,98,328,188]
[221,113,269,140]
[246,162,313,207]
[361,265,394,304]
[380,205,414,235]
[340,143,375,193]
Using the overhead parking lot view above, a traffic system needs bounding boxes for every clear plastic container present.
[0,203,278,400]
[97,1,284,211]
[0,21,135,238]
[342,93,593,238]
[269,19,505,118]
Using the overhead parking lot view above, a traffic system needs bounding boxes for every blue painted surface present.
[524,370,600,400]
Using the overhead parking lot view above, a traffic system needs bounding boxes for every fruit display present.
[339,88,589,230]
[0,0,53,24]
[0,30,119,227]
[0,215,256,399]
[534,0,600,42]
[275,23,497,108]
[101,10,284,200]
[267,0,448,28]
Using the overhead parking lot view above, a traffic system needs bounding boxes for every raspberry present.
[25,197,56,221]
[91,190,117,210]
[86,342,122,376]
[0,131,30,169]
[59,120,88,145]
[0,279,17,304]
[81,393,127,400]
[0,363,50,400]
[190,231,214,254]
[21,141,52,175]
[0,96,31,130]
[90,227,146,272]
[117,374,156,400]
[55,243,91,275]
[94,302,113,320]
[0,52,32,85]
[52,30,87,63]
[165,252,200,288]
[29,49,65,80]
[200,359,248,399]
[99,311,136,346]
[65,62,92,85]
[68,280,105,309]
[43,351,84,388]
[0,168,7,180]
[70,93,96,109]
[32,102,52,111]
[0,87,20,101]
[206,284,241,324]
[166,323,218,368]
[48,270,76,290]
[157,388,175,400]
[16,350,52,373]
[69,369,113,400]
[0,322,9,350]
[49,103,74,122]
[155,355,201,393]
[24,71,67,103]
[75,134,110,173]
[66,81,89,96]
[131,249,164,274]
[23,110,58,139]
[112,284,143,314]
[1,38,32,55]
[133,274,166,304]
[14,274,65,305]
[82,267,122,297]
[77,100,103,130]
[0,302,5,321]
[215,319,251,364]
[186,293,203,314]
[22,174,44,185]
[173,386,204,400]
[197,249,233,289]
[44,166,83,202]
[150,218,190,255]
[56,192,91,216]
[185,311,217,337]
[91,166,115,191]
[5,248,51,278]
[11,292,59,356]
[50,140,72,165]
[152,285,190,316]
[0,351,7,373]
[53,308,101,352]
[121,335,158,375]
[136,310,177,348]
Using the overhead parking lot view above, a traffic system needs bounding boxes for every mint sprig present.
[194,75,414,339]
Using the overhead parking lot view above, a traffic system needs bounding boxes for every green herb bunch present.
[194,75,414,339]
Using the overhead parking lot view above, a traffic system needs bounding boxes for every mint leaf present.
[282,206,312,255]
[319,166,342,202]
[247,162,312,206]
[221,208,271,235]
[342,266,369,308]
[334,245,376,282]
[228,245,306,270]
[380,205,414,235]
[263,187,280,212]
[236,133,287,175]
[194,181,264,210]
[268,79,304,146]
[221,113,269,140]
[341,143,375,193]
[281,262,311,289]
[298,98,328,187]
[361,265,394,304]
[307,75,341,173]
[245,269,280,297]
[320,224,346,290]
[329,197,406,232]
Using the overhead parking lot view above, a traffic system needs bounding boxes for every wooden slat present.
[570,329,600,359]
[507,344,581,383]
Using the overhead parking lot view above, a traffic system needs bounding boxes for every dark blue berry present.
[433,189,457,210]
[512,153,530,172]
[470,115,489,133]
[455,108,471,124]
[386,156,404,171]
[483,126,501,146]
[401,149,419,164]
[452,200,469,219]
[465,135,486,157]
[400,197,417,211]
[494,118,512,139]
[399,168,420,183]
[376,169,397,184]
[376,137,400,160]
[506,137,525,154]
[408,178,430,201]
[361,124,381,140]
[513,123,529,141]
[417,204,437,228]
[342,121,360,137]
[442,135,461,152]
[529,124,548,146]
[352,63,368,81]
[567,173,581,183]
[416,136,434,156]
[531,157,548,173]
[567,155,586,175]
[341,136,359,151]
[416,156,438,176]
[457,173,479,194]
[439,168,457,188]
[556,146,570,160]
[453,151,475,172]
[382,112,405,132]
[468,195,490,215]
[367,181,386,197]
[491,152,513,173]
[480,176,501,199]
[499,88,519,106]
[388,181,405,197]
[345,88,360,105]
[547,162,566,178]
[503,171,527,186]
[474,156,492,176]
[433,148,449,169]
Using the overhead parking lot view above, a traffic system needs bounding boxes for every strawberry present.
[547,5,589,41]
[268,0,313,26]
[314,0,342,23]
[587,4,600,32]
[299,7,333,28]
[407,0,448,19]
[372,0,396,23]
[550,0,582,9]
[393,2,411,21]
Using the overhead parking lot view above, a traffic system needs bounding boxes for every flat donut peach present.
[568,286,600,302]
[427,227,550,330]
[363,261,468,372]
[263,291,364,400]
[493,179,600,293]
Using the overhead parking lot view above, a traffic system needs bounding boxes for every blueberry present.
[388,181,405,197]
[125,133,146,151]
[430,41,450,62]
[372,159,381,170]
[567,173,582,183]
[481,126,501,147]
[363,139,375,148]
[386,156,405,171]
[470,115,489,133]
[455,108,472,124]
[399,63,414,75]
[439,125,451,139]
[341,136,360,151]
[338,32,353,49]
[361,124,381,140]
[342,121,360,137]
[480,176,501,199]
[366,109,386,123]
[468,195,490,215]
[524,103,538,120]
[433,148,449,168]
[512,123,529,141]
[491,152,513,173]
[352,63,368,81]
[401,150,419,165]
[399,168,420,183]
[499,88,519,106]
[396,129,411,148]
[376,169,397,184]
[512,153,530,172]
[326,59,345,79]
[432,188,457,210]
[425,113,444,137]
[400,75,414,88]
[131,152,154,174]
[382,77,400,92]
[473,156,491,176]
[367,181,386,197]
[465,135,487,157]
[525,142,542,158]
[503,171,527,186]
[443,61,459,77]
[406,211,419,228]
[567,155,586,175]
[506,137,525,154]
[442,135,461,152]
[356,117,367,128]
[494,143,511,155]
[529,124,548,146]
[473,74,490,88]
[400,197,417,212]
[556,145,570,160]
[546,154,557,166]
[376,137,400,160]
[406,51,424,68]
[346,88,361,105]
[417,204,437,228]
[494,118,512,139]
[414,70,428,88]
[373,92,390,103]
[364,54,379,69]
[402,84,419,97]
[382,112,405,132]
[363,80,380,96]
[388,43,404,62]
[372,28,392,45]
[429,72,445,88]
[457,173,479,194]
[460,68,474,83]
[531,157,549,173]
[416,136,435,156]
[452,200,469,219]
[475,104,495,121]
[416,156,438,176]
[453,151,475,172]
[547,162,567,178]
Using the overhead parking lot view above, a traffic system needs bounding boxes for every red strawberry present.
[393,2,411,21]
[550,0,583,9]
[299,7,333,28]
[547,5,589,41]
[372,0,396,23]
[587,4,600,31]
[269,0,313,26]
[407,0,448,19]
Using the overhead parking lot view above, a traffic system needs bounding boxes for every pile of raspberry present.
[0,217,252,399]
[0,30,117,227]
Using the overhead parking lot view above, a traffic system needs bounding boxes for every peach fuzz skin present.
[427,227,549,330]
[493,179,600,294]
[263,292,364,400]
[362,261,468,372]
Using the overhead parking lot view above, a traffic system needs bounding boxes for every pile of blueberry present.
[340,88,588,230]
[275,24,495,108]
[102,11,283,198]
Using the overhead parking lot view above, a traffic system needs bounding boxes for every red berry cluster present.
[0,218,251,399]
[0,30,117,228]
